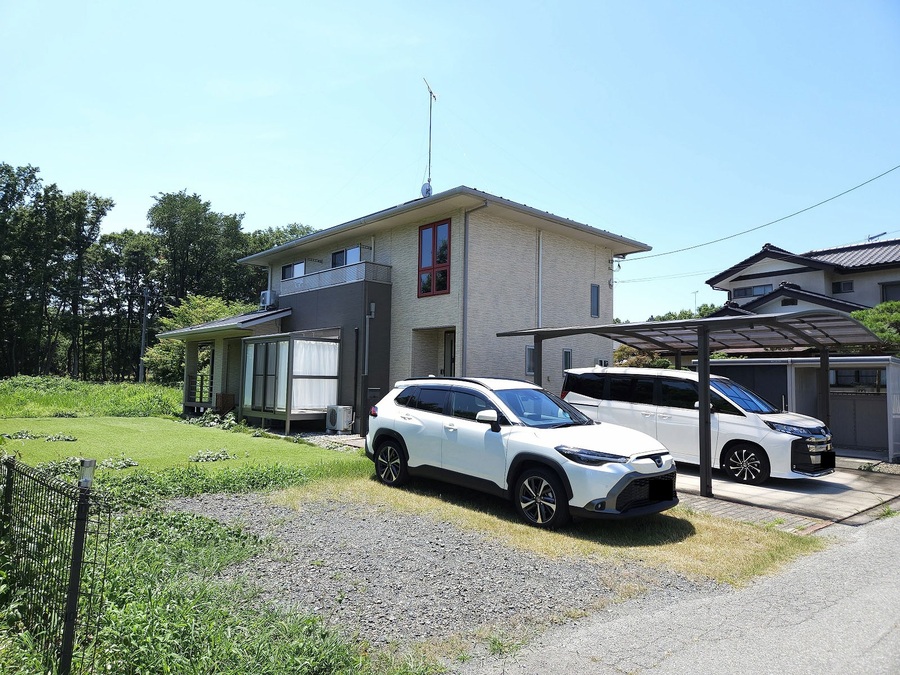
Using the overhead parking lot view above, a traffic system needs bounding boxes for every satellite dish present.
[421,182,432,198]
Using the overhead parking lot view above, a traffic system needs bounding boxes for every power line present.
[629,163,900,261]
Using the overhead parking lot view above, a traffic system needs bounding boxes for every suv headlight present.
[765,421,817,437]
[555,445,629,465]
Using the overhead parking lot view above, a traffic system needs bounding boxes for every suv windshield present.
[710,378,779,414]
[495,387,591,428]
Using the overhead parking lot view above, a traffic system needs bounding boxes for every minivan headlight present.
[555,445,629,465]
[765,421,816,437]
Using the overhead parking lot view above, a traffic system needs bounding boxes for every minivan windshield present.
[495,388,592,428]
[710,378,779,414]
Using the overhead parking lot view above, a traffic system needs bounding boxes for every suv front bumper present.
[573,469,679,519]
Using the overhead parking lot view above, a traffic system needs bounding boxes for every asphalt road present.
[458,515,900,675]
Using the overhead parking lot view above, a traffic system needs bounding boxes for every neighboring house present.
[160,186,650,434]
[706,240,900,316]
[704,239,900,460]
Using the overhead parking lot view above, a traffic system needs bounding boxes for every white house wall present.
[826,268,900,307]
[465,210,615,395]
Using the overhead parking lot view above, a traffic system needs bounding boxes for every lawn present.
[0,416,363,476]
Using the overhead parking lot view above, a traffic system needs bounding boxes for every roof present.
[158,307,291,340]
[239,185,651,265]
[706,243,833,287]
[497,310,882,354]
[707,239,900,287]
[738,285,869,313]
[802,238,900,268]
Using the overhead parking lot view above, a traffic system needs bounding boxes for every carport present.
[498,310,882,498]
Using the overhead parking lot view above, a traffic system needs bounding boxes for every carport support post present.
[697,327,713,498]
[817,347,831,427]
[532,336,543,387]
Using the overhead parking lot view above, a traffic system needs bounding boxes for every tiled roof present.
[803,239,900,269]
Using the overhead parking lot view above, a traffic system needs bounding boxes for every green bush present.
[0,376,182,418]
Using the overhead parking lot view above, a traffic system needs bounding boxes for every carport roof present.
[497,310,882,353]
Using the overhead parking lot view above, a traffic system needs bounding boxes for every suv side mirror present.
[476,409,501,432]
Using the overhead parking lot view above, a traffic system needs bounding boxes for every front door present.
[443,331,456,377]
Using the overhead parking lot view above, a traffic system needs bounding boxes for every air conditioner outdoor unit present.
[259,290,278,309]
[326,405,353,433]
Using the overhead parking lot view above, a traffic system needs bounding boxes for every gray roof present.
[803,238,900,269]
[158,308,291,339]
[240,185,651,265]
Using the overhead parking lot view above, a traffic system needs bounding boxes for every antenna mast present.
[422,78,437,197]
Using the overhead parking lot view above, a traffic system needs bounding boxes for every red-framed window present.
[418,219,450,297]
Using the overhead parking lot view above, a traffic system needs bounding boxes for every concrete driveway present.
[676,463,900,523]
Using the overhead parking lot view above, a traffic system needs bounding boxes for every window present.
[884,283,900,302]
[590,284,600,318]
[733,284,773,299]
[562,349,573,373]
[332,245,361,268]
[608,376,655,404]
[415,387,449,414]
[832,280,854,294]
[450,390,491,421]
[660,379,698,409]
[418,220,450,296]
[563,372,605,399]
[281,261,305,280]
[525,346,535,375]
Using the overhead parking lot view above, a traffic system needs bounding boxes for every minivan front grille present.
[615,471,677,513]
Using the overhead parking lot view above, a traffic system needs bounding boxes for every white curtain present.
[291,379,338,411]
[242,344,254,407]
[293,340,339,376]
[275,341,288,411]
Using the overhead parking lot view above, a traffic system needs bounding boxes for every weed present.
[878,504,898,519]
[485,631,523,656]
[44,433,77,442]
[188,448,236,463]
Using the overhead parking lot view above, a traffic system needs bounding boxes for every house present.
[706,239,900,316]
[160,186,650,434]
[703,239,900,461]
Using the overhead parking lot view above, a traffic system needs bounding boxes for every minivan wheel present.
[374,439,409,487]
[722,444,770,485]
[514,468,570,528]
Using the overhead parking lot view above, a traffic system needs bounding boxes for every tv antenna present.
[421,78,437,197]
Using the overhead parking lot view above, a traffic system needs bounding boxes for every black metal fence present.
[0,456,112,675]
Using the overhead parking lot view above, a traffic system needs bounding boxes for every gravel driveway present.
[168,492,723,658]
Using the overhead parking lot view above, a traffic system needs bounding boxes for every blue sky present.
[2,1,898,321]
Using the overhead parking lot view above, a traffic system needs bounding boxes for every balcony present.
[280,261,391,296]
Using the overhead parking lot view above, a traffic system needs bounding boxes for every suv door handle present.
[444,422,457,431]
[641,412,654,418]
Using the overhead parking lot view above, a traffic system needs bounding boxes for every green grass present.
[0,375,182,418]
[0,417,361,474]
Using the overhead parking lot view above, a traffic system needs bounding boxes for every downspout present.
[537,231,543,328]
[461,200,489,376]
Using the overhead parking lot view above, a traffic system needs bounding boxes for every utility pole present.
[138,289,149,383]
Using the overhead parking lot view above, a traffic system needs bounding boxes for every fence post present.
[0,457,13,541]
[58,459,96,675]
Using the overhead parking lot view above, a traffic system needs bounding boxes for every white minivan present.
[562,367,835,484]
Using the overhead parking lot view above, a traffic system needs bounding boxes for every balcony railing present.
[280,261,391,296]
[187,374,212,404]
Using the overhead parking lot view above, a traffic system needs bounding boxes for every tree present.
[851,302,900,352]
[142,295,256,384]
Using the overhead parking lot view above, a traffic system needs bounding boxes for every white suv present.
[365,377,678,528]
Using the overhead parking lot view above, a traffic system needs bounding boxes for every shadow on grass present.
[372,474,697,548]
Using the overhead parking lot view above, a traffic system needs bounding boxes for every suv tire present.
[374,438,409,487]
[514,467,570,529]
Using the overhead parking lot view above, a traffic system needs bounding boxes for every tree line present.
[0,163,312,381]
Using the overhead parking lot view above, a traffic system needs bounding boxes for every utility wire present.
[629,163,900,261]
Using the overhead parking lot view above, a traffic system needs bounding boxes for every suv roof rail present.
[397,376,536,390]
